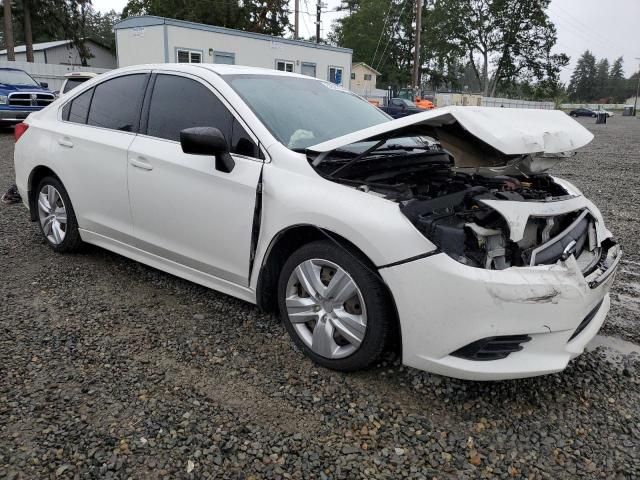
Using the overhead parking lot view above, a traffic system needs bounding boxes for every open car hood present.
[307,107,593,172]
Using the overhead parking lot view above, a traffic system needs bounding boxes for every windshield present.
[223,74,390,150]
[0,69,39,86]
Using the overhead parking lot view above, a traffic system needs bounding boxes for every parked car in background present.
[597,109,615,117]
[13,65,621,380]
[60,72,98,95]
[0,67,55,125]
[569,107,597,118]
[378,98,422,118]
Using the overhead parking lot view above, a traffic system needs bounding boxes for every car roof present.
[114,63,323,81]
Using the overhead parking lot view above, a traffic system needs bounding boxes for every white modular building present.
[114,16,353,87]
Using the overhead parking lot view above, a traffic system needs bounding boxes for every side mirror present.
[180,127,235,173]
[40,82,48,88]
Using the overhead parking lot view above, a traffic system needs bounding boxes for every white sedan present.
[13,64,621,380]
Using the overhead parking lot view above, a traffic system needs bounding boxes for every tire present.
[35,176,83,253]
[570,113,577,117]
[277,240,394,372]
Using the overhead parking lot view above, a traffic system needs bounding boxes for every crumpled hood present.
[308,106,594,156]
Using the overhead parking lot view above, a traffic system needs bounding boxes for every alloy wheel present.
[38,184,67,245]
[285,259,367,359]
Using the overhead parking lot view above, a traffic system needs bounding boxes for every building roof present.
[114,15,353,54]
[352,62,381,75]
[0,38,108,55]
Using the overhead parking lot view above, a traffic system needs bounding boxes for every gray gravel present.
[1,117,639,479]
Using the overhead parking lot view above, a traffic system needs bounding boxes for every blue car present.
[0,67,55,125]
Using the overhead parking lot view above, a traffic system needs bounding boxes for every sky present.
[93,0,640,82]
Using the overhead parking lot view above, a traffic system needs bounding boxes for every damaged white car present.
[13,65,621,380]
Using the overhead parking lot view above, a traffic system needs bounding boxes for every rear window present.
[62,77,89,93]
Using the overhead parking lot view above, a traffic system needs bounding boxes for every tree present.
[568,50,597,101]
[122,0,291,36]
[425,0,568,96]
[22,0,33,62]
[594,58,609,100]
[608,56,626,103]
[3,0,15,60]
[331,0,417,89]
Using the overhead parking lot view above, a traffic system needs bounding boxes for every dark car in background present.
[569,107,597,118]
[0,67,55,125]
[379,98,423,118]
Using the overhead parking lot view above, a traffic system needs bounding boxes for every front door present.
[127,73,263,286]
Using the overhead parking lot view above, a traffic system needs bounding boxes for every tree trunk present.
[23,0,33,62]
[482,51,489,96]
[3,0,15,61]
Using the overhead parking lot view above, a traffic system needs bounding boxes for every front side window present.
[223,74,389,150]
[329,67,343,85]
[177,49,202,63]
[146,74,258,157]
[87,74,148,132]
[276,60,294,73]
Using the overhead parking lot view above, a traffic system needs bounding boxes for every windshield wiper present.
[328,139,387,178]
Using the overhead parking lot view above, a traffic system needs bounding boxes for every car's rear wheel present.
[36,176,82,252]
[278,240,393,371]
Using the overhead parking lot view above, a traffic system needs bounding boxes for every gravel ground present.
[1,117,639,479]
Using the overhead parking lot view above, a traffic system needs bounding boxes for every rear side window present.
[146,74,233,143]
[63,87,94,124]
[87,74,148,132]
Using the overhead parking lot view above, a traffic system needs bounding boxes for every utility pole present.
[294,0,299,39]
[316,0,321,44]
[634,57,640,116]
[412,0,422,94]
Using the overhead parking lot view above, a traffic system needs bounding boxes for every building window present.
[301,62,316,77]
[350,72,356,80]
[176,49,202,63]
[329,66,343,85]
[276,60,294,72]
[364,74,372,81]
[213,51,235,65]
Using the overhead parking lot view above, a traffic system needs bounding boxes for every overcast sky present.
[94,0,640,82]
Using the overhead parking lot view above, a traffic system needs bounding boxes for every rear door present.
[52,72,149,242]
[127,72,263,286]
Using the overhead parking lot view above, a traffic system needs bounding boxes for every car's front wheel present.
[36,176,82,252]
[278,240,394,371]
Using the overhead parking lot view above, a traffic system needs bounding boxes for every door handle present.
[57,138,74,148]
[129,157,153,171]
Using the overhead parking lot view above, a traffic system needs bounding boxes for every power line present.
[374,0,410,72]
[371,0,394,68]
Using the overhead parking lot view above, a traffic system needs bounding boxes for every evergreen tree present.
[568,50,597,101]
[608,57,626,103]
[594,58,609,100]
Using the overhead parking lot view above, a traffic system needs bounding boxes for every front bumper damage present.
[380,233,621,381]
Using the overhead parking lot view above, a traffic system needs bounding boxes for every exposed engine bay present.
[310,134,605,272]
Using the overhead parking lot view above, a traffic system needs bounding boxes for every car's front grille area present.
[568,300,603,342]
[451,335,532,361]
[8,92,55,107]
[524,210,597,271]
